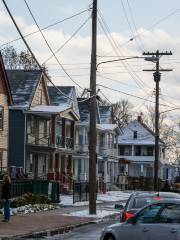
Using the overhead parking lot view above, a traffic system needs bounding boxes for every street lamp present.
[96,55,159,69]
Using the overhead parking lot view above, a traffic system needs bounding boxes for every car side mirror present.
[127,216,137,224]
[114,203,124,210]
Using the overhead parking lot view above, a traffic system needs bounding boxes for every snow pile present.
[60,195,102,207]
[0,204,59,216]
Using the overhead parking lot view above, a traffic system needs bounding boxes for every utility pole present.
[89,0,97,214]
[143,50,172,191]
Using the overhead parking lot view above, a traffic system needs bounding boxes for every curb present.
[0,221,96,240]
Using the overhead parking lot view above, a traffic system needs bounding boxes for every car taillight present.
[154,197,162,201]
[124,212,135,221]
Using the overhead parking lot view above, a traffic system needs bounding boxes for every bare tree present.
[1,45,39,70]
[112,100,133,129]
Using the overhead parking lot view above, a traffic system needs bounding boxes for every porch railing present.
[27,133,73,149]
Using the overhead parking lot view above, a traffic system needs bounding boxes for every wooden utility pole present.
[143,50,172,191]
[89,0,97,214]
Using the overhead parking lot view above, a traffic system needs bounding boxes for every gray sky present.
[1,0,180,118]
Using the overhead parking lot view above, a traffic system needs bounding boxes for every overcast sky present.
[1,0,180,119]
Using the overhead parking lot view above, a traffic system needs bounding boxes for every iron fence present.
[73,181,89,203]
[0,179,60,203]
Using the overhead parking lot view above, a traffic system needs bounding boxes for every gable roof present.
[6,69,42,108]
[48,86,79,119]
[0,53,12,105]
[77,97,100,124]
[118,119,164,145]
[99,106,112,124]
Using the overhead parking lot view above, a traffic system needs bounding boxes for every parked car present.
[100,199,180,240]
[119,191,180,222]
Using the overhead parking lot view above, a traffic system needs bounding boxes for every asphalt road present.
[43,220,117,240]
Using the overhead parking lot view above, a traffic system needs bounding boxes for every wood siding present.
[0,93,9,167]
[31,78,49,107]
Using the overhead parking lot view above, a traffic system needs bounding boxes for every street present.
[43,220,117,240]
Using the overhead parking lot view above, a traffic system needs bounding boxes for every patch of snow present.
[60,191,131,207]
[63,209,120,218]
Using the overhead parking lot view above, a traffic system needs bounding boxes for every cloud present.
[0,8,180,112]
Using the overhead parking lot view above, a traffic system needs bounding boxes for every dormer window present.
[133,131,137,139]
[0,107,3,130]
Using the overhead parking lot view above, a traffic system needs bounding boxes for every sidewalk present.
[0,208,95,240]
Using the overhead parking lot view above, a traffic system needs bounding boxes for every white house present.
[73,102,120,190]
[118,116,166,179]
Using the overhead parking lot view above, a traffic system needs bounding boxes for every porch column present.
[48,153,55,180]
[71,121,75,148]
[104,160,108,183]
[51,114,56,147]
[62,118,66,147]
[125,163,129,175]
[131,145,134,156]
[141,164,144,176]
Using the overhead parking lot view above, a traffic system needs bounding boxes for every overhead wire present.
[42,16,91,65]
[0,7,91,48]
[97,83,179,108]
[126,0,145,51]
[2,0,86,103]
[97,8,151,91]
[120,0,144,52]
[24,0,85,90]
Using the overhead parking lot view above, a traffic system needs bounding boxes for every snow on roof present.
[48,86,79,118]
[97,123,119,131]
[7,70,42,107]
[30,104,71,114]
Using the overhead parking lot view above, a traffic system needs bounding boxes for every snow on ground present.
[97,191,131,202]
[60,191,131,207]
[63,209,120,218]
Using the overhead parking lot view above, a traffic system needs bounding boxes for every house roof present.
[6,69,42,108]
[0,53,12,105]
[99,106,112,124]
[118,119,165,145]
[48,86,79,119]
[77,98,100,124]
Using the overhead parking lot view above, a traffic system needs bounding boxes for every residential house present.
[48,86,79,190]
[74,102,120,190]
[7,70,79,183]
[118,116,166,179]
[0,54,12,171]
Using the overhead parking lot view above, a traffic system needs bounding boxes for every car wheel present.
[104,234,115,240]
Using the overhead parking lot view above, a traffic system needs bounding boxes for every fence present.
[73,181,89,203]
[0,179,60,203]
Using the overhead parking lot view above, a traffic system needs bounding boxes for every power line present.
[126,0,145,51]
[2,0,83,102]
[97,9,150,91]
[42,16,91,65]
[0,7,91,48]
[120,0,144,52]
[24,0,84,90]
[97,83,177,108]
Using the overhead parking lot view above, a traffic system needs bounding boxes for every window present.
[137,204,162,224]
[0,107,3,130]
[133,131,137,139]
[159,204,180,223]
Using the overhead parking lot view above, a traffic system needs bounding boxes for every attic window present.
[0,107,3,130]
[133,131,137,139]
